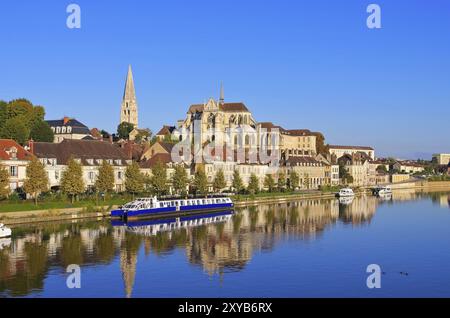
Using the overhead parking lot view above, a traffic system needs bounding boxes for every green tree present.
[125,162,144,199]
[278,171,287,192]
[7,99,33,124]
[289,171,300,190]
[303,173,311,189]
[61,158,85,203]
[172,164,189,195]
[134,128,152,143]
[313,132,329,155]
[117,122,135,140]
[232,169,244,194]
[23,157,49,205]
[30,120,54,142]
[95,161,115,200]
[376,164,388,173]
[264,174,275,192]
[339,164,353,184]
[0,101,7,130]
[0,117,29,145]
[193,167,209,195]
[150,160,168,196]
[0,165,9,199]
[213,169,226,193]
[247,173,260,195]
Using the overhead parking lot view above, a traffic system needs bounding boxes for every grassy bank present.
[0,197,129,213]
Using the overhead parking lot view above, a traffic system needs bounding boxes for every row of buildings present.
[0,66,441,195]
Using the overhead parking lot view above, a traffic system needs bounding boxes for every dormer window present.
[86,159,94,165]
[56,127,61,134]
[114,159,121,165]
[67,126,72,133]
[61,126,66,133]
[96,159,103,165]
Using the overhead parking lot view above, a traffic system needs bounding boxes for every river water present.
[1,190,450,298]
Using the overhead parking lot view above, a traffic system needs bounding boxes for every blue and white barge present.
[111,195,234,219]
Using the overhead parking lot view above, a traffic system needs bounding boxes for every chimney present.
[63,116,70,125]
[109,134,113,144]
[28,139,34,154]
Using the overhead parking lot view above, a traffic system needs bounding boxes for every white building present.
[33,139,132,192]
[0,139,33,192]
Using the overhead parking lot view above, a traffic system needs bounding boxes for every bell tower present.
[120,65,138,127]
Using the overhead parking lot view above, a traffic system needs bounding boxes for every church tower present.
[120,65,138,127]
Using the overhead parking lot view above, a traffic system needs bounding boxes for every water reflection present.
[0,191,449,297]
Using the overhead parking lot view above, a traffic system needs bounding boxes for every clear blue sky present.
[1,0,449,159]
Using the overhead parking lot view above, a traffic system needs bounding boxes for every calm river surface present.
[1,190,450,298]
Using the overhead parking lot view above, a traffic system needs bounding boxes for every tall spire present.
[219,82,224,105]
[120,65,139,128]
[123,65,136,101]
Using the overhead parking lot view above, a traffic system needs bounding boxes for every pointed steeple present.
[219,82,224,105]
[120,65,139,128]
[123,65,136,101]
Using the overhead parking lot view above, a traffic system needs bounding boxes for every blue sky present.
[0,0,449,159]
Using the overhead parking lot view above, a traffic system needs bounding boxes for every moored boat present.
[372,185,392,196]
[336,188,355,197]
[111,195,234,220]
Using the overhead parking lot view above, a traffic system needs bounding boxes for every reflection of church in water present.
[0,195,379,298]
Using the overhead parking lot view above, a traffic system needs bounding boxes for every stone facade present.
[120,65,138,128]
[0,139,33,192]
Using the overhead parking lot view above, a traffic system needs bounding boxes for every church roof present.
[187,102,249,114]
[123,65,136,101]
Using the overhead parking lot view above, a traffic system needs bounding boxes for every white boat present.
[373,185,392,196]
[0,223,12,238]
[337,188,355,197]
[111,195,234,219]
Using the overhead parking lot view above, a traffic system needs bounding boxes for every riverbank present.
[1,181,450,226]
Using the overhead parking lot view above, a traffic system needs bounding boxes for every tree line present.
[0,99,54,144]
[0,157,306,204]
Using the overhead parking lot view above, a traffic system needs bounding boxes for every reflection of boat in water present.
[338,196,354,205]
[112,210,234,236]
[0,223,12,238]
[111,195,234,220]
[0,238,11,250]
[377,192,393,201]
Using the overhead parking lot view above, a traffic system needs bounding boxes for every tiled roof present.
[140,153,173,169]
[33,139,129,166]
[329,145,374,151]
[0,139,34,161]
[285,156,323,166]
[156,125,176,136]
[45,118,91,135]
